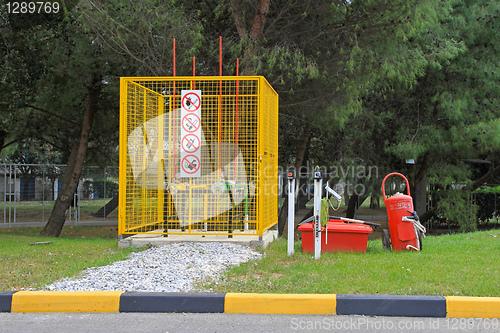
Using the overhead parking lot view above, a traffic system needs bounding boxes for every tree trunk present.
[345,194,368,219]
[278,123,312,236]
[231,0,271,75]
[345,194,358,219]
[410,152,430,192]
[40,75,101,237]
[413,175,427,214]
[369,195,380,209]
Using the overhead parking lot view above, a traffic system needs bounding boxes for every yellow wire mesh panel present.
[119,76,278,237]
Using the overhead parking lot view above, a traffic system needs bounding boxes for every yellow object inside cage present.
[118,76,278,237]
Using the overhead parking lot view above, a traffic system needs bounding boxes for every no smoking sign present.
[180,90,202,177]
[182,114,200,132]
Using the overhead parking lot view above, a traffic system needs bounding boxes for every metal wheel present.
[418,230,423,251]
[382,228,391,251]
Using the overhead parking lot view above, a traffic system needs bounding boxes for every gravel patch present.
[41,242,262,292]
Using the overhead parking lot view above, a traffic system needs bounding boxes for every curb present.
[336,294,446,317]
[0,291,16,312]
[120,292,226,313]
[0,291,499,317]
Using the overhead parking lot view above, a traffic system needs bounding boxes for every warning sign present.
[181,155,200,175]
[180,90,202,177]
[181,114,201,132]
[182,92,201,112]
[181,134,200,153]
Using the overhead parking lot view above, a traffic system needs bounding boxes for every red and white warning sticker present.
[181,155,201,175]
[181,92,201,112]
[181,134,200,153]
[180,90,202,177]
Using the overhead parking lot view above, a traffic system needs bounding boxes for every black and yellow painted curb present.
[0,291,499,317]
[224,293,336,315]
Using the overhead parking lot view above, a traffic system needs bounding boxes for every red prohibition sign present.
[181,155,201,174]
[182,93,201,112]
[181,134,200,153]
[181,114,201,133]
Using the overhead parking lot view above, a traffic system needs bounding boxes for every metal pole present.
[287,169,296,256]
[42,165,45,223]
[2,164,6,225]
[8,164,12,226]
[103,167,107,219]
[494,189,497,226]
[13,164,16,224]
[75,180,80,225]
[77,187,80,224]
[69,198,72,224]
[313,168,323,259]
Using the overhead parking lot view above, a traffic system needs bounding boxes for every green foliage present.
[0,1,120,162]
[476,186,500,195]
[427,165,480,232]
[2,139,61,164]
[0,3,65,151]
[78,0,205,76]
[2,0,499,233]
[342,0,500,230]
[474,190,500,224]
[434,189,479,232]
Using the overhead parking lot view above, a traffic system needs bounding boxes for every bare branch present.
[1,139,20,151]
[468,166,500,192]
[25,104,79,125]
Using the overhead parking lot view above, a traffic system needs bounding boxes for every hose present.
[402,215,426,251]
[402,216,426,237]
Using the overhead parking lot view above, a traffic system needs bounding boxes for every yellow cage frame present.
[118,76,278,238]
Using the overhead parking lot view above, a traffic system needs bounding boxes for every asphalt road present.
[1,313,498,333]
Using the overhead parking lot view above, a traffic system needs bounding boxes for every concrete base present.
[118,228,278,249]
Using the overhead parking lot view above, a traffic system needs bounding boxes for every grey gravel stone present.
[41,242,262,292]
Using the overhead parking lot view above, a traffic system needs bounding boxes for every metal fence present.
[119,76,279,237]
[425,182,499,230]
[1,164,119,226]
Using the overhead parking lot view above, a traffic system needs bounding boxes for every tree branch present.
[1,138,20,151]
[25,104,79,125]
[230,0,248,39]
[468,165,500,192]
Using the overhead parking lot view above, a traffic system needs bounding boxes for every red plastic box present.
[298,219,372,253]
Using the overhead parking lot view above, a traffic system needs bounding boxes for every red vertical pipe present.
[193,56,196,89]
[218,36,222,176]
[219,36,222,76]
[173,38,176,77]
[235,58,239,178]
[173,38,176,177]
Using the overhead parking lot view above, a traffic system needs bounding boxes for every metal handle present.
[381,172,411,203]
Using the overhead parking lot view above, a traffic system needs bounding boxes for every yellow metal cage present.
[119,76,278,237]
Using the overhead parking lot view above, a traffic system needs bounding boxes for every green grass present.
[3,226,499,296]
[199,229,500,297]
[0,226,140,291]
